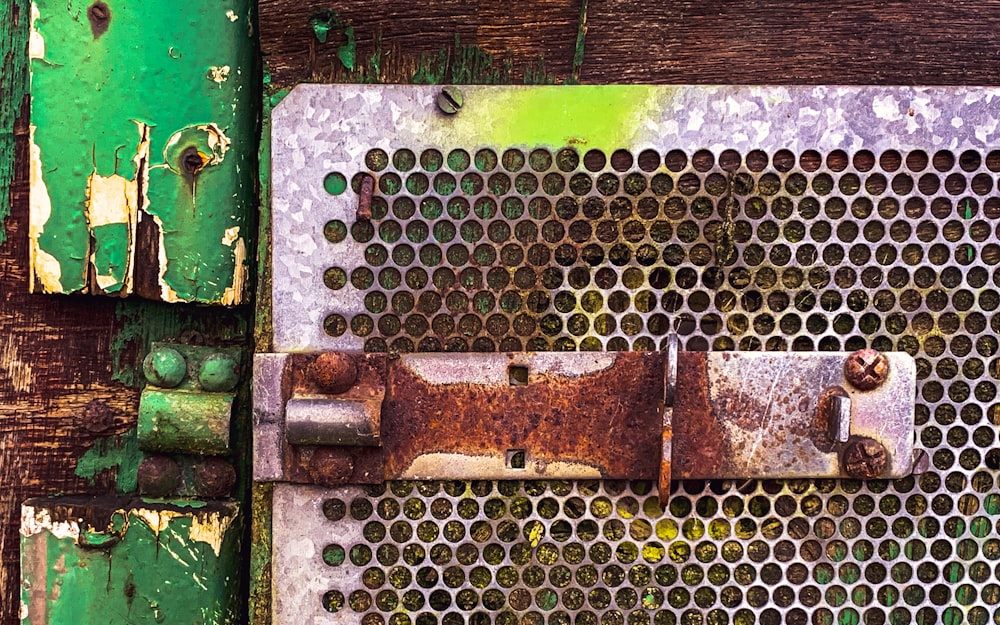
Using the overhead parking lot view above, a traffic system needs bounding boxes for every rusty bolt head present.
[83,399,116,433]
[193,458,237,498]
[310,353,358,394]
[842,437,888,479]
[844,348,889,391]
[307,447,354,486]
[137,455,181,497]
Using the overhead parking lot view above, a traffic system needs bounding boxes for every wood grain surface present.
[261,0,1000,89]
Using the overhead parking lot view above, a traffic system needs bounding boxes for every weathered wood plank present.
[261,0,1000,89]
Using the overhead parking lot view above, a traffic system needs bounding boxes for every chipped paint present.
[207,65,231,83]
[221,226,240,246]
[20,506,81,541]
[29,0,255,304]
[74,430,143,493]
[28,2,44,59]
[190,510,236,556]
[21,499,241,624]
[28,125,61,293]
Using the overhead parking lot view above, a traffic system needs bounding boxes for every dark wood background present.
[5,1,1000,622]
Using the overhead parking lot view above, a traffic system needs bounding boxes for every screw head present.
[311,353,358,394]
[436,86,464,115]
[198,353,240,392]
[137,455,182,497]
[143,347,187,388]
[193,458,237,498]
[842,437,888,479]
[844,348,889,391]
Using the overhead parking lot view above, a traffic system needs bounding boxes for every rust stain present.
[380,352,664,478]
[671,352,728,479]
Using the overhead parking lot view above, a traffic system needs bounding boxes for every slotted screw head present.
[436,86,464,115]
[844,348,889,391]
[842,437,888,479]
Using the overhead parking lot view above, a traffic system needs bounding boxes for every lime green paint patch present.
[451,86,665,152]
[75,430,144,493]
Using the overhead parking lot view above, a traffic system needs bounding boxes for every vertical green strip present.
[0,0,28,246]
[31,0,256,303]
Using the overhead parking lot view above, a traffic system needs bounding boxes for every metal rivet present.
[137,455,181,497]
[143,347,187,388]
[198,353,240,392]
[311,353,358,394]
[842,437,888,479]
[436,86,464,115]
[844,348,889,391]
[193,457,237,498]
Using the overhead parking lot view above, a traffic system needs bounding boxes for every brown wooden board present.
[261,0,1000,90]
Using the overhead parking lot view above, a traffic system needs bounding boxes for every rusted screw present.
[436,86,464,115]
[137,455,182,497]
[193,458,237,498]
[844,348,889,391]
[310,352,358,394]
[180,146,205,176]
[83,398,116,433]
[841,437,888,479]
[307,447,355,486]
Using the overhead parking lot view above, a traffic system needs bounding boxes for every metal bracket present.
[253,341,916,494]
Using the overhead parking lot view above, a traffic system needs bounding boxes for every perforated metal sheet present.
[268,86,1000,625]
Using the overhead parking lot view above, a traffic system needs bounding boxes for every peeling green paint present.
[21,498,241,625]
[74,430,144,494]
[566,0,589,85]
[29,0,255,303]
[110,301,249,387]
[0,0,28,246]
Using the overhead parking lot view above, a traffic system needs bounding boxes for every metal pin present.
[356,175,374,221]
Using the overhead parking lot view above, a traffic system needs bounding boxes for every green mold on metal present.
[21,498,241,625]
[29,0,255,303]
[74,430,144,494]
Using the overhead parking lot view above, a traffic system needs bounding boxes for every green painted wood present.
[29,0,256,304]
[0,1,28,246]
[21,498,241,625]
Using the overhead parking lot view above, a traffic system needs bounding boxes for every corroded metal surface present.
[254,349,914,483]
[671,352,915,480]
[381,352,665,479]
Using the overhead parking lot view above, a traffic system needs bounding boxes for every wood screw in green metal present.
[143,347,187,388]
[436,86,464,115]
